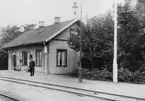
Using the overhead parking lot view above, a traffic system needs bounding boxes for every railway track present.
[0,75,144,101]
[0,91,21,101]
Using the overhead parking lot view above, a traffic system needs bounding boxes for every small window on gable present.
[57,49,67,67]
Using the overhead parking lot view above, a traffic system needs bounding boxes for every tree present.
[1,24,36,45]
[68,12,114,70]
[135,0,145,28]
[68,0,145,72]
[118,1,145,72]
[1,25,22,44]
[22,24,36,32]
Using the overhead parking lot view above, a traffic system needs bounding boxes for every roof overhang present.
[2,41,44,50]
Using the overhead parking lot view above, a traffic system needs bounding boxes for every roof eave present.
[2,41,45,49]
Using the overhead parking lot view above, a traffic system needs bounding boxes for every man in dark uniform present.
[29,54,35,76]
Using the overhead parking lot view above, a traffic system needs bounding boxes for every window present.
[57,49,67,67]
[22,51,27,66]
[36,49,42,67]
[19,52,22,65]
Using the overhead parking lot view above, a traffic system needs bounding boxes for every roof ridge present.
[41,18,78,28]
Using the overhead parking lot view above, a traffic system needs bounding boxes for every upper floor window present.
[57,49,67,67]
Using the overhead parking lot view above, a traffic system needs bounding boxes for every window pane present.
[22,53,24,65]
[40,52,42,66]
[62,51,65,66]
[57,52,61,66]
[36,50,42,66]
[22,51,27,66]
[24,52,27,65]
[57,50,67,67]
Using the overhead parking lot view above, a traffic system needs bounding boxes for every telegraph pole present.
[113,0,118,83]
[72,0,83,82]
[79,0,83,82]
[78,0,83,82]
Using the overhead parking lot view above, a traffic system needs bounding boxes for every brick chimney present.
[54,17,61,24]
[39,21,45,28]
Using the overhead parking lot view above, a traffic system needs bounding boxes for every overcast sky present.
[0,0,119,28]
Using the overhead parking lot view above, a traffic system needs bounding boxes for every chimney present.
[54,17,61,24]
[39,21,45,28]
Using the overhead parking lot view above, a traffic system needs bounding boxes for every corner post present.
[44,42,48,74]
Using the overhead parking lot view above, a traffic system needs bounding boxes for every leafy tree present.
[22,24,36,32]
[1,25,22,44]
[135,0,145,28]
[68,12,114,70]
[68,0,145,72]
[118,1,145,72]
[1,24,36,45]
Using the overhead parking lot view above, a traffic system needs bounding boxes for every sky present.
[0,0,117,28]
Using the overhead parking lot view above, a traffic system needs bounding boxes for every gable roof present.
[3,19,79,49]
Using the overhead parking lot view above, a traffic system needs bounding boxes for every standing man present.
[29,54,35,76]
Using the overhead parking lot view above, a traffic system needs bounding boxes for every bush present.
[83,68,112,81]
[130,70,145,84]
[96,68,112,80]
[118,68,132,82]
[118,68,145,84]
[69,65,145,84]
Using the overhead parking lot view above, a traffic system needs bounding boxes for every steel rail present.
[0,92,21,101]
[0,75,144,101]
[0,77,115,101]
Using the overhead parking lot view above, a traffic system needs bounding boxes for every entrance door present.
[12,55,16,70]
